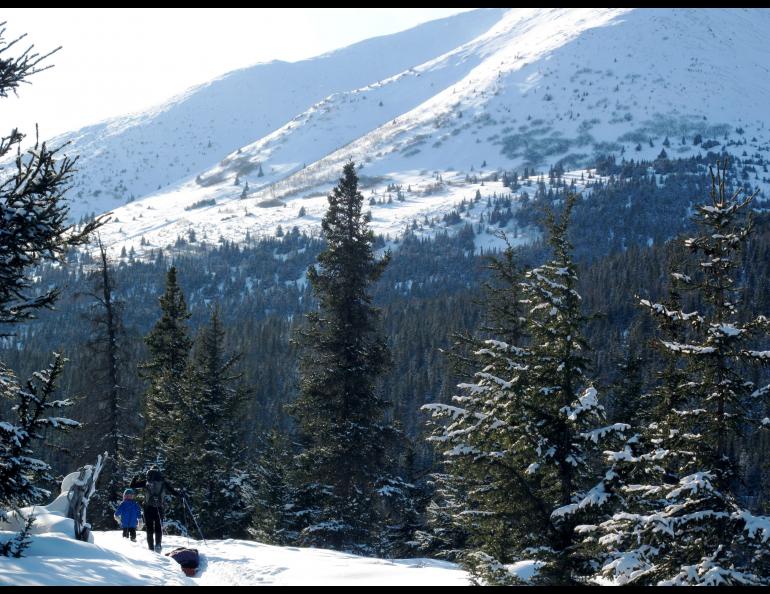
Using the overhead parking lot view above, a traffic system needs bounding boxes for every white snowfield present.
[0,475,470,586]
[0,530,471,586]
[0,471,473,586]
[13,8,764,260]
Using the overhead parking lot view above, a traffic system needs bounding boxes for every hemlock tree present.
[424,198,626,585]
[139,266,192,466]
[0,22,101,527]
[288,161,404,553]
[587,165,770,585]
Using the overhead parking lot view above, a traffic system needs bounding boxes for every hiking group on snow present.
[110,466,201,575]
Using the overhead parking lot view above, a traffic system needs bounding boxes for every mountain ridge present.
[32,8,770,257]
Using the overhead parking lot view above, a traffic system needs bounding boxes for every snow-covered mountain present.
[52,8,505,218]
[43,9,770,257]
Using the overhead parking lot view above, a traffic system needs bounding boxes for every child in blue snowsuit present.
[114,488,142,541]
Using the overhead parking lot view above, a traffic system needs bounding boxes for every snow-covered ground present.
[0,473,471,586]
[0,531,470,586]
[93,165,610,260]
[0,532,191,586]
[96,165,551,259]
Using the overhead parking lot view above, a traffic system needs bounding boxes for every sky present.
[0,8,472,140]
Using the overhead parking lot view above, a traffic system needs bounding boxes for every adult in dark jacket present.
[130,466,183,552]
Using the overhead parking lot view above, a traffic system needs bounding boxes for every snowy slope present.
[0,468,471,586]
[55,9,770,257]
[323,7,770,178]
[0,533,191,586]
[42,8,506,220]
[0,531,470,586]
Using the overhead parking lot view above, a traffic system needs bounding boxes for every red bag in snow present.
[165,547,200,577]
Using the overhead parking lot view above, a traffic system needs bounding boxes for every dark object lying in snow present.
[165,547,200,576]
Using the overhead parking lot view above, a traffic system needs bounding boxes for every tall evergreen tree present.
[418,239,524,563]
[589,165,770,585]
[139,266,192,466]
[287,161,402,553]
[424,198,626,584]
[79,237,132,529]
[180,305,254,538]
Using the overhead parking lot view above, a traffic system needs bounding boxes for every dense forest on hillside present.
[3,155,767,463]
[3,154,769,583]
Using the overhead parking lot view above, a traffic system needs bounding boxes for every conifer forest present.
[2,8,770,586]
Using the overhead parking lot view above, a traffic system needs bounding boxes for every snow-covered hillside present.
[48,8,505,220]
[37,9,770,257]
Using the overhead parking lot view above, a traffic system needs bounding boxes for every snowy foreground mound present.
[0,532,471,586]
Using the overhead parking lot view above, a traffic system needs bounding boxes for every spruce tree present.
[287,161,401,553]
[424,199,626,584]
[180,305,253,538]
[139,266,192,466]
[250,430,298,546]
[588,165,770,585]
[0,25,101,329]
[0,354,78,510]
[79,237,132,529]
[413,471,469,560]
[419,239,525,565]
